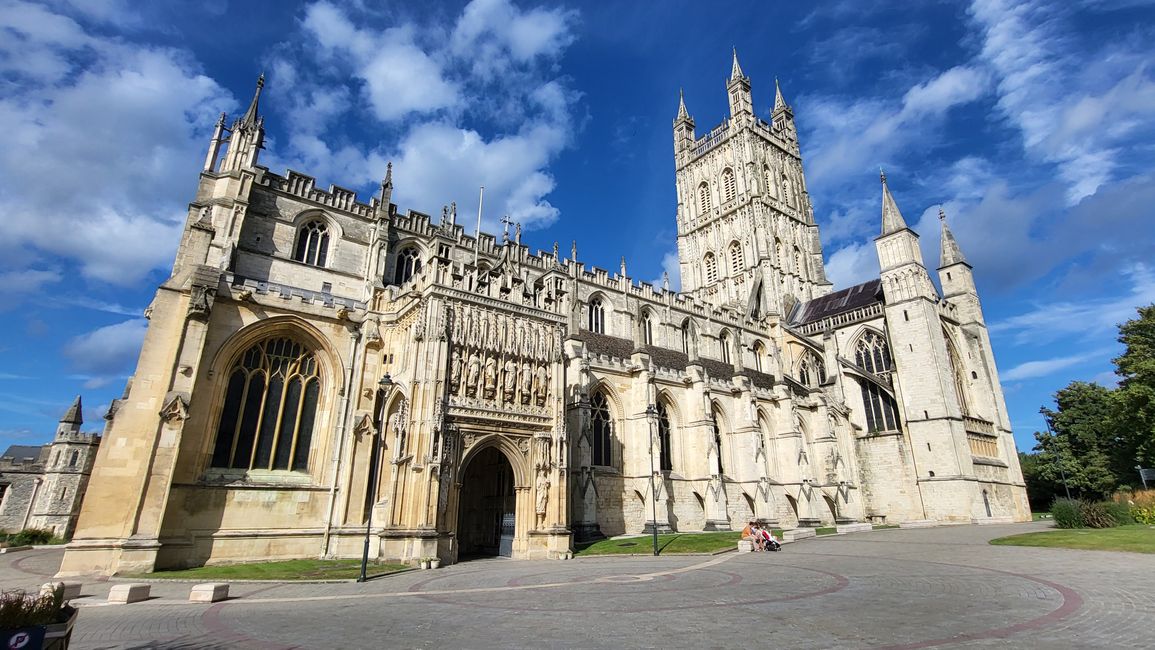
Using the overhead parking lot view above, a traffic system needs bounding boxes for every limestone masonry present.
[59,52,1029,576]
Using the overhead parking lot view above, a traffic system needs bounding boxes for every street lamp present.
[359,373,393,583]
[645,404,660,557]
[1040,407,1071,500]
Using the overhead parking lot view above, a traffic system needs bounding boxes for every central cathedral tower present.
[674,51,831,317]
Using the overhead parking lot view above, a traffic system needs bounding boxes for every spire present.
[239,73,265,129]
[774,77,787,111]
[730,47,744,80]
[60,396,83,425]
[880,169,909,235]
[939,208,969,267]
[676,88,689,121]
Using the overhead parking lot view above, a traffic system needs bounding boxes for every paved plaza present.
[3,522,1153,649]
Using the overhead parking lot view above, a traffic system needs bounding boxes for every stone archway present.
[457,446,516,558]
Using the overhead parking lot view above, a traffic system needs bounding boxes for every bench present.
[737,540,755,553]
[107,584,150,604]
[189,583,229,603]
[835,523,873,534]
[782,528,816,543]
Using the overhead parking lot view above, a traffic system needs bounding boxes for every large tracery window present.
[590,391,613,467]
[798,350,826,388]
[711,407,725,475]
[681,319,692,355]
[719,330,732,364]
[293,220,330,267]
[393,246,421,285]
[642,310,655,346]
[855,331,899,432]
[704,252,718,284]
[698,182,711,216]
[657,402,673,472]
[945,331,971,416]
[722,168,737,203]
[211,336,321,472]
[588,297,606,334]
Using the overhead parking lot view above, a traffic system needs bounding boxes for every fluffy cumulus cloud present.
[267,0,580,233]
[62,318,147,377]
[0,1,234,285]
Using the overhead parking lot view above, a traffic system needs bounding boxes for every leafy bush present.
[1115,489,1155,524]
[8,528,56,546]
[1051,498,1084,528]
[1133,504,1155,524]
[1078,501,1118,529]
[0,586,65,629]
[1101,501,1134,525]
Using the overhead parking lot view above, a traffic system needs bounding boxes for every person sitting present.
[741,520,765,551]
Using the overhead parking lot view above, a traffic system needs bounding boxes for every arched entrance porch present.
[457,445,516,559]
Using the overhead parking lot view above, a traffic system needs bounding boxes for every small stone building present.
[0,397,102,539]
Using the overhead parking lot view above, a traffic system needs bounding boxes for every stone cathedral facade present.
[60,54,1029,576]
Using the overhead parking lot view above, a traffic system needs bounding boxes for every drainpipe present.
[322,328,363,556]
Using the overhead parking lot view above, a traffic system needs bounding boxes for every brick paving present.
[2,522,1153,649]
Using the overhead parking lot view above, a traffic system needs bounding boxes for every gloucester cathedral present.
[60,53,1029,576]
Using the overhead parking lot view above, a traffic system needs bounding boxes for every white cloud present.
[652,251,681,292]
[1002,349,1107,381]
[0,269,62,297]
[824,242,877,288]
[969,0,1155,203]
[63,318,147,376]
[991,263,1155,345]
[0,2,233,284]
[452,0,578,77]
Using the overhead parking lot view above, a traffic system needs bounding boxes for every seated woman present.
[741,520,766,551]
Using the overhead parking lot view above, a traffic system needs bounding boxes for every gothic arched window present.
[393,246,421,285]
[945,330,971,416]
[798,350,826,388]
[752,341,765,372]
[681,319,692,355]
[698,182,711,216]
[861,382,899,433]
[657,402,673,472]
[293,220,330,267]
[211,336,322,472]
[591,391,613,467]
[781,173,792,206]
[642,310,655,346]
[711,407,725,475]
[588,297,606,334]
[763,164,776,198]
[855,331,893,379]
[719,330,732,364]
[793,245,805,279]
[704,252,718,284]
[68,450,79,467]
[722,168,736,203]
[774,238,784,269]
[728,241,743,277]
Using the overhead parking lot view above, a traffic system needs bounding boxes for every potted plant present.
[429,557,441,569]
[419,557,432,570]
[0,583,77,649]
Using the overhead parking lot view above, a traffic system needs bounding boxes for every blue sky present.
[1,0,1154,457]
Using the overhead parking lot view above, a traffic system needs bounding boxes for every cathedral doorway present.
[457,446,516,558]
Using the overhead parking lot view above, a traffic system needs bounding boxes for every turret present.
[55,396,82,438]
[673,89,696,159]
[220,74,265,172]
[874,172,936,303]
[771,78,796,141]
[726,48,753,119]
[937,209,984,325]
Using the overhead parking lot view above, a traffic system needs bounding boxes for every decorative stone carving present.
[188,284,214,317]
[535,472,550,517]
[352,412,375,440]
[159,393,189,424]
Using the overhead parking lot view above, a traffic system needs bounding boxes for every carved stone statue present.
[502,359,517,403]
[535,472,550,517]
[533,364,548,406]
[466,353,481,397]
[519,362,533,404]
[450,349,463,394]
[483,356,498,399]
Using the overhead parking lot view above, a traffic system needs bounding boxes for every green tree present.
[1112,304,1155,474]
[1036,382,1119,499]
[1019,451,1062,511]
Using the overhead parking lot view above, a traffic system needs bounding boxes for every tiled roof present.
[790,279,883,326]
[1,445,46,461]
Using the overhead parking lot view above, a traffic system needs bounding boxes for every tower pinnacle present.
[939,208,969,267]
[60,395,83,425]
[676,88,689,121]
[730,47,744,80]
[774,77,788,111]
[880,170,909,235]
[239,73,265,129]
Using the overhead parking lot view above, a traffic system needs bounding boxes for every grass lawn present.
[126,558,411,581]
[990,524,1155,554]
[872,524,900,530]
[815,527,838,536]
[575,530,779,556]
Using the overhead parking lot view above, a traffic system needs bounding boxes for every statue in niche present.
[483,356,498,399]
[488,311,499,350]
[465,353,481,397]
[535,472,550,518]
[502,359,517,403]
[450,349,463,394]
[519,362,533,404]
[534,364,548,406]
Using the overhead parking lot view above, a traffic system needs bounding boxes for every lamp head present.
[379,373,393,388]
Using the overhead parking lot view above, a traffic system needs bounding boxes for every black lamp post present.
[359,373,393,583]
[645,404,660,557]
[1040,407,1071,500]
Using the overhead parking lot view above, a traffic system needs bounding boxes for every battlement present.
[261,169,381,219]
[53,432,101,445]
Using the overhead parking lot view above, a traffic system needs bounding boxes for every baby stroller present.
[761,530,782,551]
